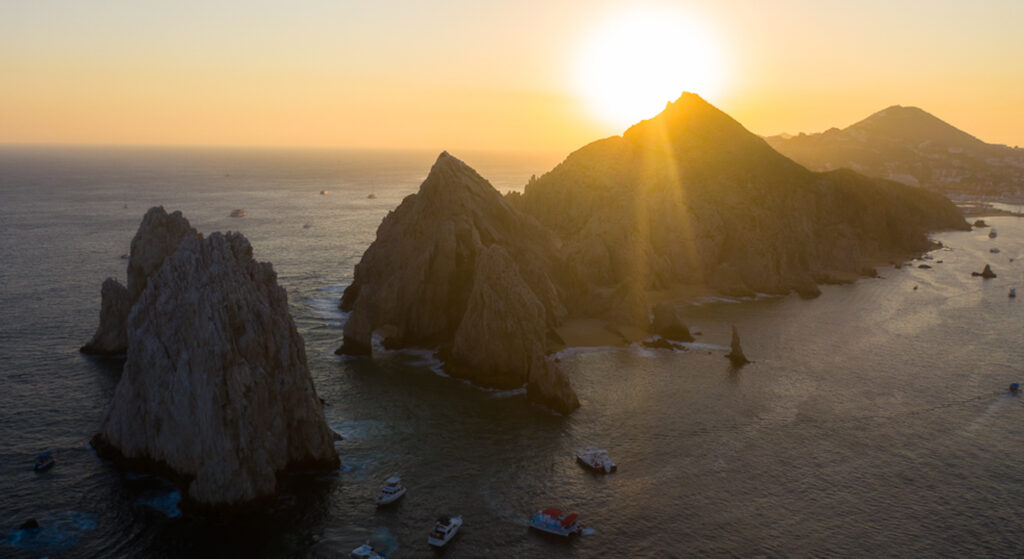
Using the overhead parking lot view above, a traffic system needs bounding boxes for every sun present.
[575,9,726,130]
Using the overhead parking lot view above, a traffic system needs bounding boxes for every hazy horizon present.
[3,0,1022,152]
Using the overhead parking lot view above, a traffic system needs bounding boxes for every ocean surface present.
[1,146,1023,558]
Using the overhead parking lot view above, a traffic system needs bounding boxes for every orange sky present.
[2,1,1022,151]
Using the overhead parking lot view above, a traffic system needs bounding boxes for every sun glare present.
[575,9,726,130]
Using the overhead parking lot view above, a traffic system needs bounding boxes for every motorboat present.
[320,190,329,195]
[576,446,617,473]
[990,247,1001,253]
[367,193,377,199]
[989,229,998,239]
[1010,382,1020,394]
[349,540,385,559]
[375,476,407,506]
[426,515,462,547]
[1010,288,1017,298]
[34,452,55,472]
[229,209,246,217]
[529,508,582,537]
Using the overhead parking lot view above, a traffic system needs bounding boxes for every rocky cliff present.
[81,207,199,355]
[338,152,579,413]
[90,213,338,507]
[514,93,968,308]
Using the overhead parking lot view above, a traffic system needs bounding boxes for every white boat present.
[375,476,407,506]
[528,508,583,537]
[426,515,462,547]
[576,446,617,473]
[349,540,385,559]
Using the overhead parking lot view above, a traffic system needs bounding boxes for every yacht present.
[375,476,407,506]
[426,515,462,547]
[528,508,583,537]
[349,541,385,559]
[576,446,617,473]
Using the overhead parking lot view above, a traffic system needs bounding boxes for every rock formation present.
[650,303,695,342]
[339,94,968,414]
[81,207,199,355]
[79,278,131,354]
[90,213,338,507]
[726,326,750,367]
[338,152,578,413]
[972,264,997,278]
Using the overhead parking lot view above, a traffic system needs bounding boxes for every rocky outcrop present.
[90,218,338,507]
[972,264,997,278]
[449,245,579,413]
[338,152,578,413]
[81,207,199,355]
[650,303,694,342]
[726,325,749,367]
[80,278,131,354]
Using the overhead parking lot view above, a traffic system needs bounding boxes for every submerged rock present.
[91,224,338,507]
[726,325,750,367]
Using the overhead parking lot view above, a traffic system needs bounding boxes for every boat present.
[1010,383,1020,394]
[367,193,377,199]
[375,476,407,506]
[528,508,583,537]
[34,452,55,472]
[229,209,246,218]
[990,247,1001,253]
[426,515,462,547]
[990,229,998,238]
[349,540,385,559]
[1010,288,1016,298]
[576,446,617,473]
[320,190,329,195]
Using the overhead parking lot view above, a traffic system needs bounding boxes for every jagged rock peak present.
[337,153,576,413]
[81,206,200,356]
[127,206,200,302]
[92,224,338,507]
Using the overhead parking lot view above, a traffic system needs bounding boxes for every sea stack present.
[90,211,338,507]
[726,325,750,367]
[338,152,579,414]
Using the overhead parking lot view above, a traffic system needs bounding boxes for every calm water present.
[1,146,1023,558]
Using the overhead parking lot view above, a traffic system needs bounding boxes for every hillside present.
[766,105,1024,196]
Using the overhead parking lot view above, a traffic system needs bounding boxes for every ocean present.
[1,146,1022,558]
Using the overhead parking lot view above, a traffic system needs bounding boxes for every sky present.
[2,0,1022,152]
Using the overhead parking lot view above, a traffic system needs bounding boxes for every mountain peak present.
[851,105,982,147]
